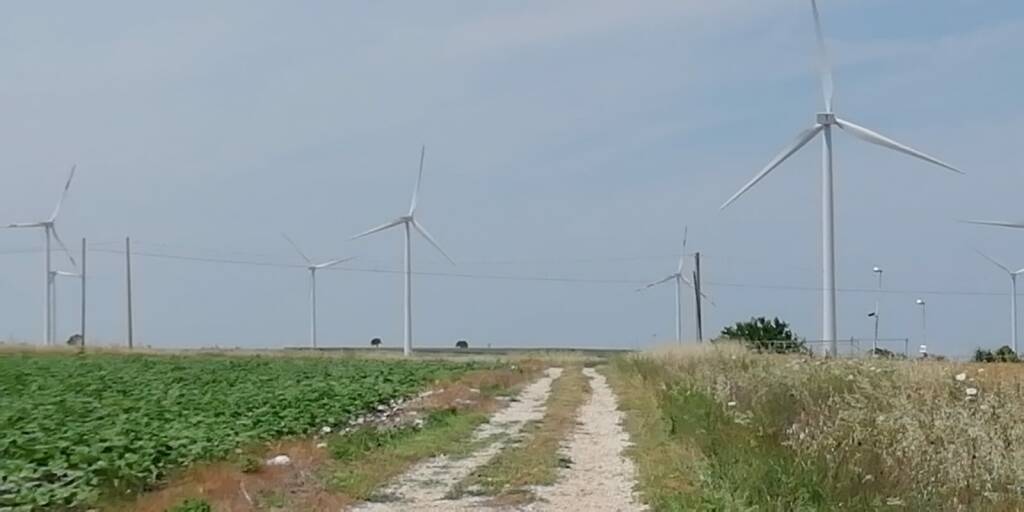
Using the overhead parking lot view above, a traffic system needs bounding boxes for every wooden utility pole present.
[80,237,86,350]
[126,237,134,349]
[693,252,704,342]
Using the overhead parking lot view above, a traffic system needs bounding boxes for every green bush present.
[718,316,808,354]
[974,345,1019,363]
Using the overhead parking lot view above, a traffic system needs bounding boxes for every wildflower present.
[727,401,737,407]
[955,372,967,382]
[966,387,979,398]
[320,426,332,434]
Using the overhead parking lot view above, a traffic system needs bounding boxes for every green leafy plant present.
[166,498,212,512]
[0,352,473,510]
[718,316,807,354]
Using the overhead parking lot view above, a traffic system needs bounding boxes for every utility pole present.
[126,237,134,349]
[81,237,86,350]
[871,266,883,355]
[693,252,704,342]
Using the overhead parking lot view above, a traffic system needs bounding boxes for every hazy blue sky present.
[1,0,1023,357]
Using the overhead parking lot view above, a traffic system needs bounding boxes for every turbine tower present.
[282,234,354,349]
[50,269,81,343]
[3,165,79,344]
[720,1,963,356]
[976,250,1024,354]
[352,146,454,356]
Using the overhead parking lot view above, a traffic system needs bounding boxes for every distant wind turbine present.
[282,234,354,349]
[3,165,79,344]
[352,146,454,356]
[976,250,1024,353]
[720,0,963,356]
[637,228,711,343]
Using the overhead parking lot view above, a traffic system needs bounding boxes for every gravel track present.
[346,366,644,511]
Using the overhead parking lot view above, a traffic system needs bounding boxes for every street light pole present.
[916,298,927,350]
[872,266,883,354]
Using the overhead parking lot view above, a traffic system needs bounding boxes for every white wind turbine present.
[720,0,963,356]
[352,146,454,357]
[3,165,79,344]
[637,229,710,343]
[282,234,354,349]
[976,250,1024,354]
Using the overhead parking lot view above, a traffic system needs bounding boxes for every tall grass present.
[611,344,1024,511]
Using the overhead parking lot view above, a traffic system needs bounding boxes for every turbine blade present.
[281,233,313,264]
[810,0,834,111]
[836,118,963,174]
[1014,268,1024,275]
[409,145,426,215]
[961,219,1024,230]
[636,275,674,292]
[721,124,823,209]
[4,222,45,229]
[50,225,77,269]
[677,226,688,274]
[682,274,716,306]
[352,218,405,240]
[412,218,455,265]
[315,256,356,269]
[49,164,77,221]
[975,249,1011,274]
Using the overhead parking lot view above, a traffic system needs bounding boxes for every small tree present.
[370,338,382,348]
[455,340,469,349]
[719,316,806,354]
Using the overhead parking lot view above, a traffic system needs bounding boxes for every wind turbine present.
[637,228,710,343]
[282,234,354,349]
[720,0,963,356]
[976,250,1024,354]
[3,165,79,344]
[352,146,454,357]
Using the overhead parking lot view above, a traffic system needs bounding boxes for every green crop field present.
[0,351,473,510]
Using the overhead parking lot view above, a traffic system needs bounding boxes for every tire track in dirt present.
[526,367,646,511]
[348,367,563,512]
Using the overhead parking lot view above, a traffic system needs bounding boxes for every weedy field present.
[608,344,1024,511]
[0,351,475,510]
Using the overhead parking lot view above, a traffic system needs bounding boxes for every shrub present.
[718,316,807,354]
[975,345,1018,363]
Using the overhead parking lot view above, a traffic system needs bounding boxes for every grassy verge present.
[328,408,490,500]
[608,346,1024,511]
[453,365,590,503]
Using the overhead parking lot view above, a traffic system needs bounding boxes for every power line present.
[80,246,1015,297]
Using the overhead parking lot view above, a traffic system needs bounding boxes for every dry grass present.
[453,364,591,501]
[611,344,1024,510]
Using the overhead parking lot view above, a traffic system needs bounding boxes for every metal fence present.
[755,338,911,358]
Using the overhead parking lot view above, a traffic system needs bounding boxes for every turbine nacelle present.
[816,113,836,125]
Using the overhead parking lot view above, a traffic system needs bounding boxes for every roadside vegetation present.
[609,344,1024,511]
